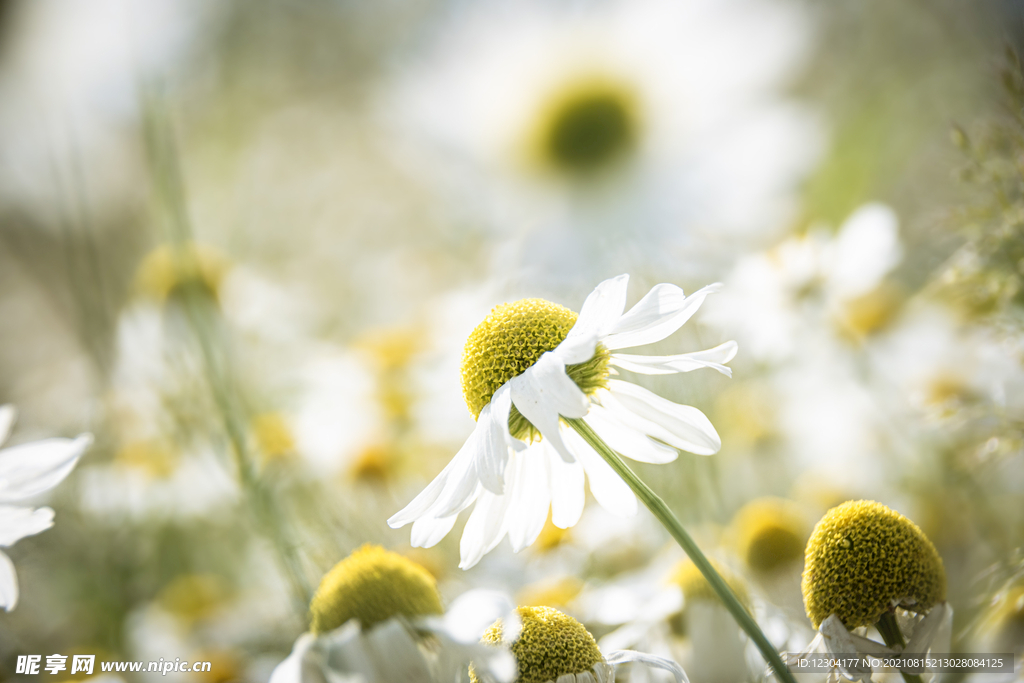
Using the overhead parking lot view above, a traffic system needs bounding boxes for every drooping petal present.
[410,514,459,549]
[548,441,585,529]
[566,429,637,517]
[563,274,630,347]
[603,283,722,350]
[358,620,434,682]
[459,488,512,569]
[0,405,14,448]
[510,354,587,462]
[0,506,54,547]
[507,450,551,552]
[475,384,513,495]
[576,671,596,683]
[268,633,321,683]
[584,404,678,464]
[604,650,689,683]
[0,550,17,611]
[0,434,92,503]
[603,381,720,455]
[609,341,738,377]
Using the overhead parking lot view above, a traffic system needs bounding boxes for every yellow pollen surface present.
[802,500,946,629]
[309,544,443,634]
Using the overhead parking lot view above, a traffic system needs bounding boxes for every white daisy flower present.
[0,404,92,611]
[388,274,735,569]
[270,545,514,683]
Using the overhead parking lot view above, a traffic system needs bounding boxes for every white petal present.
[584,405,678,465]
[603,381,720,455]
[360,620,434,681]
[564,274,630,345]
[552,332,599,366]
[509,355,587,462]
[604,651,689,683]
[476,385,513,495]
[0,405,14,448]
[904,603,948,656]
[410,514,459,549]
[548,442,585,529]
[593,662,614,683]
[0,550,17,611]
[576,672,596,683]
[609,341,738,377]
[0,506,55,547]
[0,434,92,503]
[269,633,320,683]
[566,429,637,517]
[459,489,510,569]
[507,451,551,552]
[603,283,722,351]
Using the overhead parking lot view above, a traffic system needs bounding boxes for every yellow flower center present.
[251,413,295,463]
[802,500,946,629]
[308,544,443,634]
[732,498,807,574]
[669,558,750,609]
[136,243,228,303]
[535,80,639,174]
[473,606,604,683]
[158,574,231,623]
[460,299,609,440]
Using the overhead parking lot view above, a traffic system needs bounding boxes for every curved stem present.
[567,418,797,683]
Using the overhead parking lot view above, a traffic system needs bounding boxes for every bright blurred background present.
[1,0,1023,681]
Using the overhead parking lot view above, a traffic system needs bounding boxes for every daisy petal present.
[567,274,630,343]
[566,429,637,517]
[609,340,738,377]
[604,650,689,683]
[0,434,92,503]
[269,633,319,683]
[476,384,513,495]
[0,405,14,447]
[0,550,18,611]
[510,355,587,462]
[507,450,551,552]
[410,514,459,548]
[548,442,585,528]
[460,489,511,569]
[0,506,55,547]
[576,672,597,683]
[584,405,678,464]
[603,283,722,351]
[604,381,721,455]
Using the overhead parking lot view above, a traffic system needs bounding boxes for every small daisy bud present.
[732,498,807,574]
[801,500,946,629]
[473,606,608,683]
[309,544,443,634]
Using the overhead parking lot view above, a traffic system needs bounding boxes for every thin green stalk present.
[876,612,924,683]
[567,418,798,683]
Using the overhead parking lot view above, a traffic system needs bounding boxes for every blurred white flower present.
[387,0,819,282]
[389,274,734,569]
[0,404,91,610]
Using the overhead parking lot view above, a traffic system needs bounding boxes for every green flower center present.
[308,544,443,634]
[542,83,637,174]
[460,298,610,441]
[472,606,604,683]
[732,498,807,574]
[802,500,946,629]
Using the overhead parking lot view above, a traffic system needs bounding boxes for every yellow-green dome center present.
[309,544,443,634]
[802,500,946,629]
[474,606,604,683]
[543,85,637,173]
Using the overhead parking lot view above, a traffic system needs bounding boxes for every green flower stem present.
[567,418,797,683]
[876,612,924,683]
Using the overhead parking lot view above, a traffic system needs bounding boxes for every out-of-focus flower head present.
[730,497,807,577]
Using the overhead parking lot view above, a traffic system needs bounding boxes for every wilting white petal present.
[0,550,17,612]
[0,406,14,448]
[566,274,630,344]
[584,405,678,464]
[820,614,889,682]
[0,506,54,547]
[476,384,513,495]
[603,283,722,350]
[605,650,689,683]
[576,671,596,683]
[904,603,949,657]
[0,434,92,503]
[593,662,614,683]
[269,633,323,683]
[548,442,585,529]
[609,341,738,377]
[460,488,511,569]
[507,451,550,552]
[410,514,459,549]
[566,429,637,517]
[510,356,586,462]
[603,381,720,455]
[360,620,434,682]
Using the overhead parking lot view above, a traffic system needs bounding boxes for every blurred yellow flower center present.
[669,558,750,609]
[136,243,228,302]
[308,544,443,634]
[251,413,295,463]
[461,299,609,440]
[732,498,806,574]
[802,500,946,629]
[474,606,603,683]
[537,81,639,174]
